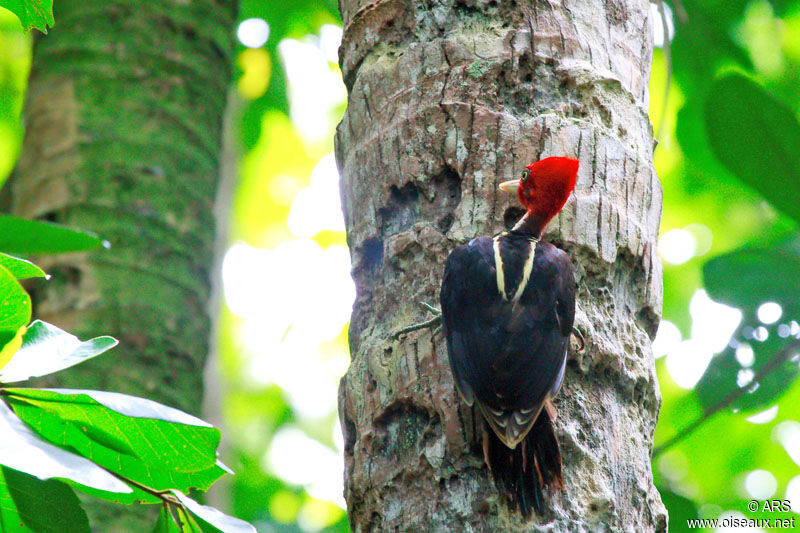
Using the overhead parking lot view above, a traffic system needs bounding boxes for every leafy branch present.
[654,336,800,457]
[0,217,253,532]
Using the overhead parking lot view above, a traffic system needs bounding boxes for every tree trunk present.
[9,0,236,529]
[336,0,667,530]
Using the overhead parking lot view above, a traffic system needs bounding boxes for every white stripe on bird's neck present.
[511,216,528,232]
[492,237,506,300]
[513,239,537,302]
[492,233,539,302]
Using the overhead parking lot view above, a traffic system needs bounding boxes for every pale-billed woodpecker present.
[440,156,579,517]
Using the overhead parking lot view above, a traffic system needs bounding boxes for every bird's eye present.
[520,169,530,183]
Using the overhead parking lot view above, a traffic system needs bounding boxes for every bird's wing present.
[440,237,498,407]
[441,239,575,448]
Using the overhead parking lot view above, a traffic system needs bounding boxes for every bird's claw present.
[419,301,442,316]
[391,302,443,339]
[570,326,585,353]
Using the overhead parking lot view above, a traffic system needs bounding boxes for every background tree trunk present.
[9,0,236,528]
[336,0,667,530]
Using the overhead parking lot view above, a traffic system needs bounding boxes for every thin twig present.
[653,337,800,457]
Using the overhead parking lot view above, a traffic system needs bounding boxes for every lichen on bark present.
[336,0,667,531]
[9,0,236,529]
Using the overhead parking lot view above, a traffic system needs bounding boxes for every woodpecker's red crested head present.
[499,156,579,234]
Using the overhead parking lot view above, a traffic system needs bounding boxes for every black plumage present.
[440,227,575,516]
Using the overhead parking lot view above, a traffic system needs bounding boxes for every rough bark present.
[335,0,667,531]
[9,0,236,529]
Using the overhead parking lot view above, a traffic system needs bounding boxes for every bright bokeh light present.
[744,469,777,499]
[685,223,713,257]
[773,421,800,467]
[319,24,343,63]
[745,405,778,424]
[735,343,754,367]
[753,326,769,342]
[666,340,714,389]
[736,0,784,76]
[288,154,345,237]
[223,241,354,418]
[223,241,353,340]
[298,498,345,531]
[224,22,351,520]
[657,224,714,265]
[736,368,755,388]
[665,290,742,389]
[757,301,783,324]
[237,18,270,48]
[237,48,272,99]
[267,426,345,508]
[658,450,688,481]
[652,320,681,358]
[690,290,742,353]
[659,228,696,265]
[333,419,344,453]
[246,325,345,417]
[280,34,347,143]
[650,1,675,48]
[787,475,800,514]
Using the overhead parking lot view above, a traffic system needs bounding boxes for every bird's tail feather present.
[485,407,562,517]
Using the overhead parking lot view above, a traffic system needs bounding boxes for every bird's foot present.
[391,302,442,338]
[570,326,586,353]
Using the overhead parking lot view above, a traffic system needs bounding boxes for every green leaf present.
[172,490,256,533]
[33,388,217,429]
[703,236,800,315]
[0,399,132,494]
[175,505,205,533]
[4,389,227,493]
[0,466,89,533]
[0,253,46,280]
[63,477,161,506]
[153,505,185,533]
[697,236,800,412]
[0,326,25,375]
[0,467,36,532]
[705,75,800,223]
[655,383,800,514]
[153,502,223,533]
[0,264,31,359]
[0,215,104,255]
[695,331,799,414]
[0,321,118,383]
[0,0,54,33]
[670,0,751,89]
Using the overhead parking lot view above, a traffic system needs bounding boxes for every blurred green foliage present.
[0,8,29,189]
[237,0,339,151]
[655,0,800,529]
[220,3,350,531]
[0,222,249,530]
